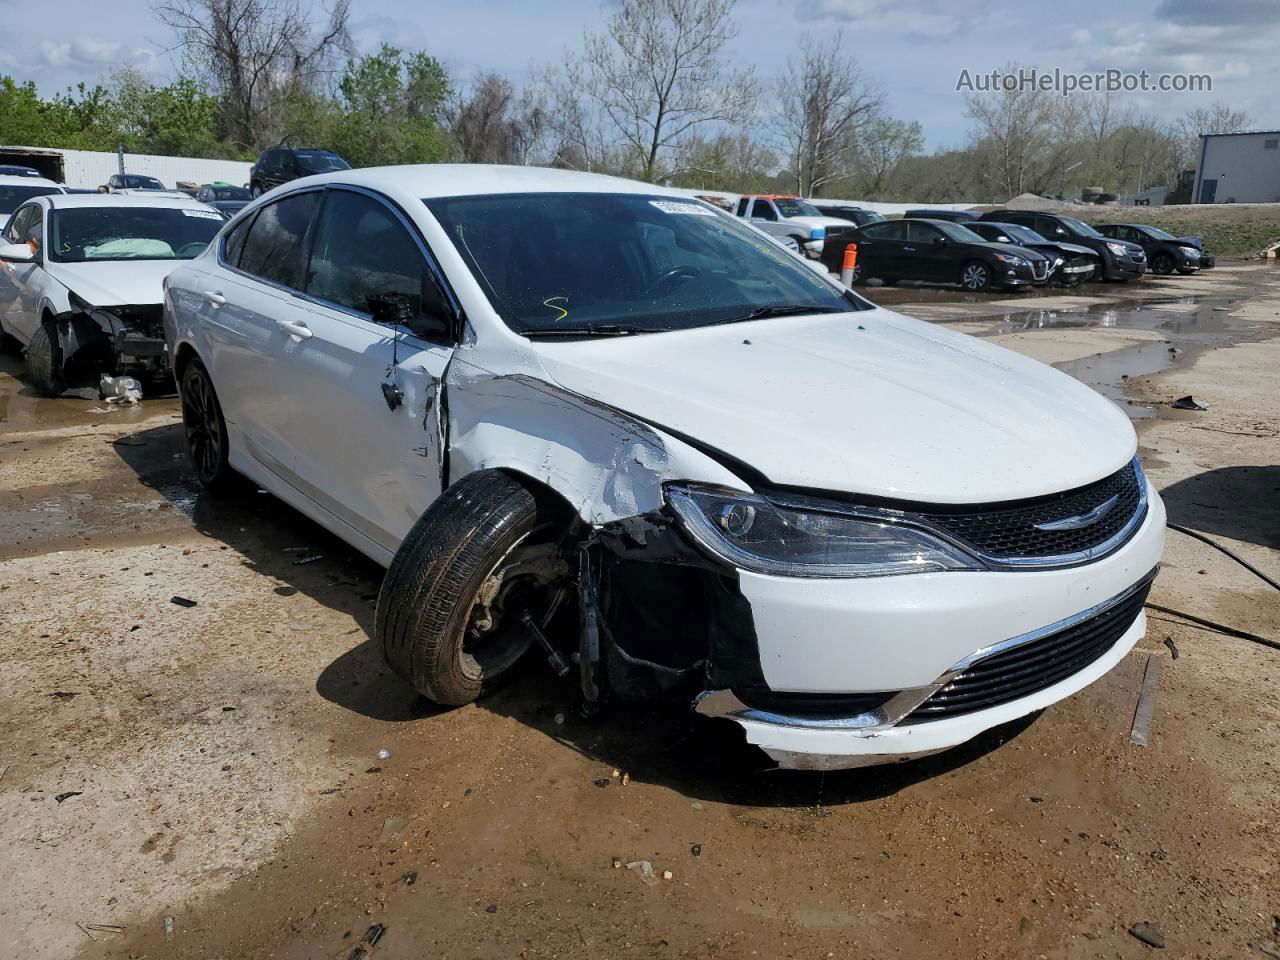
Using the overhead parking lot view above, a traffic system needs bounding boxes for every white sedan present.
[0,192,224,395]
[0,173,65,219]
[162,165,1165,771]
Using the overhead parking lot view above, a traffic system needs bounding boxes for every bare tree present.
[582,0,756,181]
[775,33,883,196]
[1170,101,1252,176]
[964,68,1062,200]
[155,0,352,149]
[848,114,923,198]
[446,73,520,164]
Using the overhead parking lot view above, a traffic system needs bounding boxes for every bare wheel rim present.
[459,525,568,683]
[182,370,223,481]
[963,264,988,289]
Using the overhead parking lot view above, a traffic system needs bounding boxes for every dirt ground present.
[2,266,1278,960]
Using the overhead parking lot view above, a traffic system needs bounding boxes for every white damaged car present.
[0,193,224,395]
[162,166,1165,771]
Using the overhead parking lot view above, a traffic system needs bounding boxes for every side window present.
[5,204,38,244]
[221,211,256,268]
[237,191,320,289]
[751,199,777,221]
[906,222,939,243]
[305,189,450,330]
[864,221,906,241]
[1035,216,1064,237]
[735,197,749,216]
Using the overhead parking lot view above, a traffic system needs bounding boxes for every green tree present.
[329,45,450,166]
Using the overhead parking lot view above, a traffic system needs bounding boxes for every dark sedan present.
[195,183,252,216]
[980,211,1146,281]
[1096,223,1213,274]
[968,221,1100,286]
[827,218,1053,292]
[904,209,981,222]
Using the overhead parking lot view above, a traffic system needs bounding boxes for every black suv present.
[980,210,1146,281]
[904,209,981,222]
[810,202,886,227]
[1095,223,1213,275]
[249,148,350,197]
[968,221,1101,286]
[830,218,1052,291]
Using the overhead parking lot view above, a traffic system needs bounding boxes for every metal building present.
[1192,131,1280,204]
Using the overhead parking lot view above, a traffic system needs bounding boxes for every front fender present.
[444,354,749,526]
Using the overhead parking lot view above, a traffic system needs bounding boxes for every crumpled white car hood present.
[51,259,177,307]
[530,308,1137,505]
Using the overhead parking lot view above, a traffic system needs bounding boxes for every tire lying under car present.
[377,470,573,706]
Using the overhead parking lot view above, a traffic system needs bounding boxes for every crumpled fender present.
[444,352,749,525]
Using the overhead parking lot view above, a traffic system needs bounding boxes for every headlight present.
[1106,242,1129,256]
[994,253,1028,266]
[809,227,826,240]
[1179,246,1200,257]
[666,485,983,578]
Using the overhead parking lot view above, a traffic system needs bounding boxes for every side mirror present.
[367,291,451,341]
[933,235,947,246]
[0,242,34,263]
[97,185,109,193]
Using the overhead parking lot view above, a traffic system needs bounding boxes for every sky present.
[1,0,1277,149]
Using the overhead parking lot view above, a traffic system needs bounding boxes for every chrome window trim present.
[694,565,1158,733]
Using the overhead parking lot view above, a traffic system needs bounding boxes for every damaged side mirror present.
[0,242,34,263]
[367,290,451,341]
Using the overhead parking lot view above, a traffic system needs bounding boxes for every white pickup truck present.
[734,195,858,259]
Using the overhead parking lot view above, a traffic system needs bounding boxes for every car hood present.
[1031,241,1097,258]
[787,215,860,232]
[530,308,1136,504]
[1176,235,1204,249]
[981,241,1049,262]
[51,259,177,307]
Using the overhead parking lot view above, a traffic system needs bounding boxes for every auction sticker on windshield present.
[182,208,224,219]
[649,200,716,216]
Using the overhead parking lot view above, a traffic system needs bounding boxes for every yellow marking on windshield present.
[543,296,569,321]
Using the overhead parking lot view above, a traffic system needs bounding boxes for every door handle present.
[276,318,313,340]
[203,291,226,306]
[903,246,916,252]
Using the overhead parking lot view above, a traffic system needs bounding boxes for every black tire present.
[26,320,66,397]
[1151,253,1175,275]
[378,470,570,706]
[960,261,993,292]
[180,358,238,493]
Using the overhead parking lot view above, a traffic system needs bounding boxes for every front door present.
[277,186,454,554]
[0,204,47,343]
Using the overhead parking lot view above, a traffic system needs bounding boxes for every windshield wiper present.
[523,325,650,339]
[699,304,845,327]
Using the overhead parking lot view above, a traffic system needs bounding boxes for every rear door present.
[904,221,958,281]
[200,189,323,477]
[278,186,456,553]
[857,220,907,277]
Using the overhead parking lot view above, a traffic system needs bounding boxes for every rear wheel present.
[378,470,572,706]
[26,320,66,397]
[960,261,992,292]
[180,359,238,493]
[1151,252,1175,275]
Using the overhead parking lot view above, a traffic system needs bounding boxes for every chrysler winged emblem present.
[1033,495,1119,532]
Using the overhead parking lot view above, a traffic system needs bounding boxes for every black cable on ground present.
[1145,602,1280,652]
[1166,522,1280,592]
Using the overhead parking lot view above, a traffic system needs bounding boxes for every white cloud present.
[797,0,972,37]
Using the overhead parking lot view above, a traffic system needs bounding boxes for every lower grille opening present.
[900,576,1153,725]
[734,688,897,717]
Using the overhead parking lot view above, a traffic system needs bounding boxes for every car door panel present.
[0,205,47,343]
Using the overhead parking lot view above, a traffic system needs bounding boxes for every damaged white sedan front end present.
[0,193,223,395]
[162,165,1164,772]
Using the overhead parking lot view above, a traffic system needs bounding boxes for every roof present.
[38,192,219,212]
[0,174,63,189]
[1199,130,1280,140]
[287,164,679,201]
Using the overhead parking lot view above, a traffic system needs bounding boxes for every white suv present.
[163,165,1165,771]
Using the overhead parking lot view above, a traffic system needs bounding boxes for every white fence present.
[9,146,254,190]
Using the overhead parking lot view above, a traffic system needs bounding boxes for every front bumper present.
[696,483,1166,770]
[1104,256,1146,279]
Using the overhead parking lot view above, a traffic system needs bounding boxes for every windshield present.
[0,185,60,215]
[1143,225,1177,241]
[774,198,821,217]
[424,192,864,336]
[1058,216,1103,239]
[211,186,250,200]
[122,176,165,190]
[294,151,350,174]
[999,223,1047,244]
[937,221,987,243]
[49,206,224,262]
